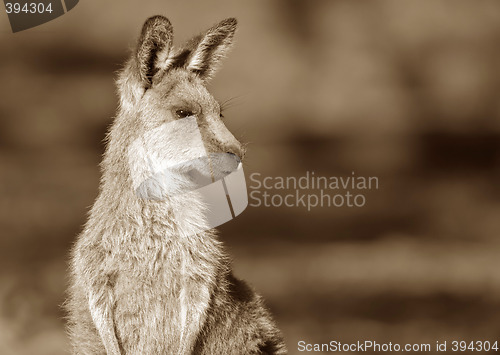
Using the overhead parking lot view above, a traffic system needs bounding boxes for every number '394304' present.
[5,2,54,14]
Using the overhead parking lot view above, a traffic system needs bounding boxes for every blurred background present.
[1,1,500,354]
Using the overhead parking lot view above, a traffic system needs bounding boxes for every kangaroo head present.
[111,16,244,201]
[116,16,243,159]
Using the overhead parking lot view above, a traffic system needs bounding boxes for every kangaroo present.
[65,15,287,355]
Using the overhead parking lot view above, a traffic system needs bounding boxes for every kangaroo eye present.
[220,113,225,119]
[175,109,193,118]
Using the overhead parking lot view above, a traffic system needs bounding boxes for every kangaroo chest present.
[111,242,215,354]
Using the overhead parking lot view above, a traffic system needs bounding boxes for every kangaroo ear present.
[185,18,237,81]
[136,16,174,88]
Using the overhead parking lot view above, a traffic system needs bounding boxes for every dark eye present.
[175,109,193,118]
[220,112,225,119]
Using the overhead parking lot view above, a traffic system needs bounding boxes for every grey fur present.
[65,15,287,355]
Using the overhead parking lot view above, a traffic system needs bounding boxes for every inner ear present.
[182,18,237,81]
[136,15,174,88]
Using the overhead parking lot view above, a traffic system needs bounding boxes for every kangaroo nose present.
[226,144,244,161]
[226,152,241,163]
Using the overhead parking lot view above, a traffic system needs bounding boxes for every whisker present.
[220,93,249,112]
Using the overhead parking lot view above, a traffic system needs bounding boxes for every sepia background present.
[1,1,500,354]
